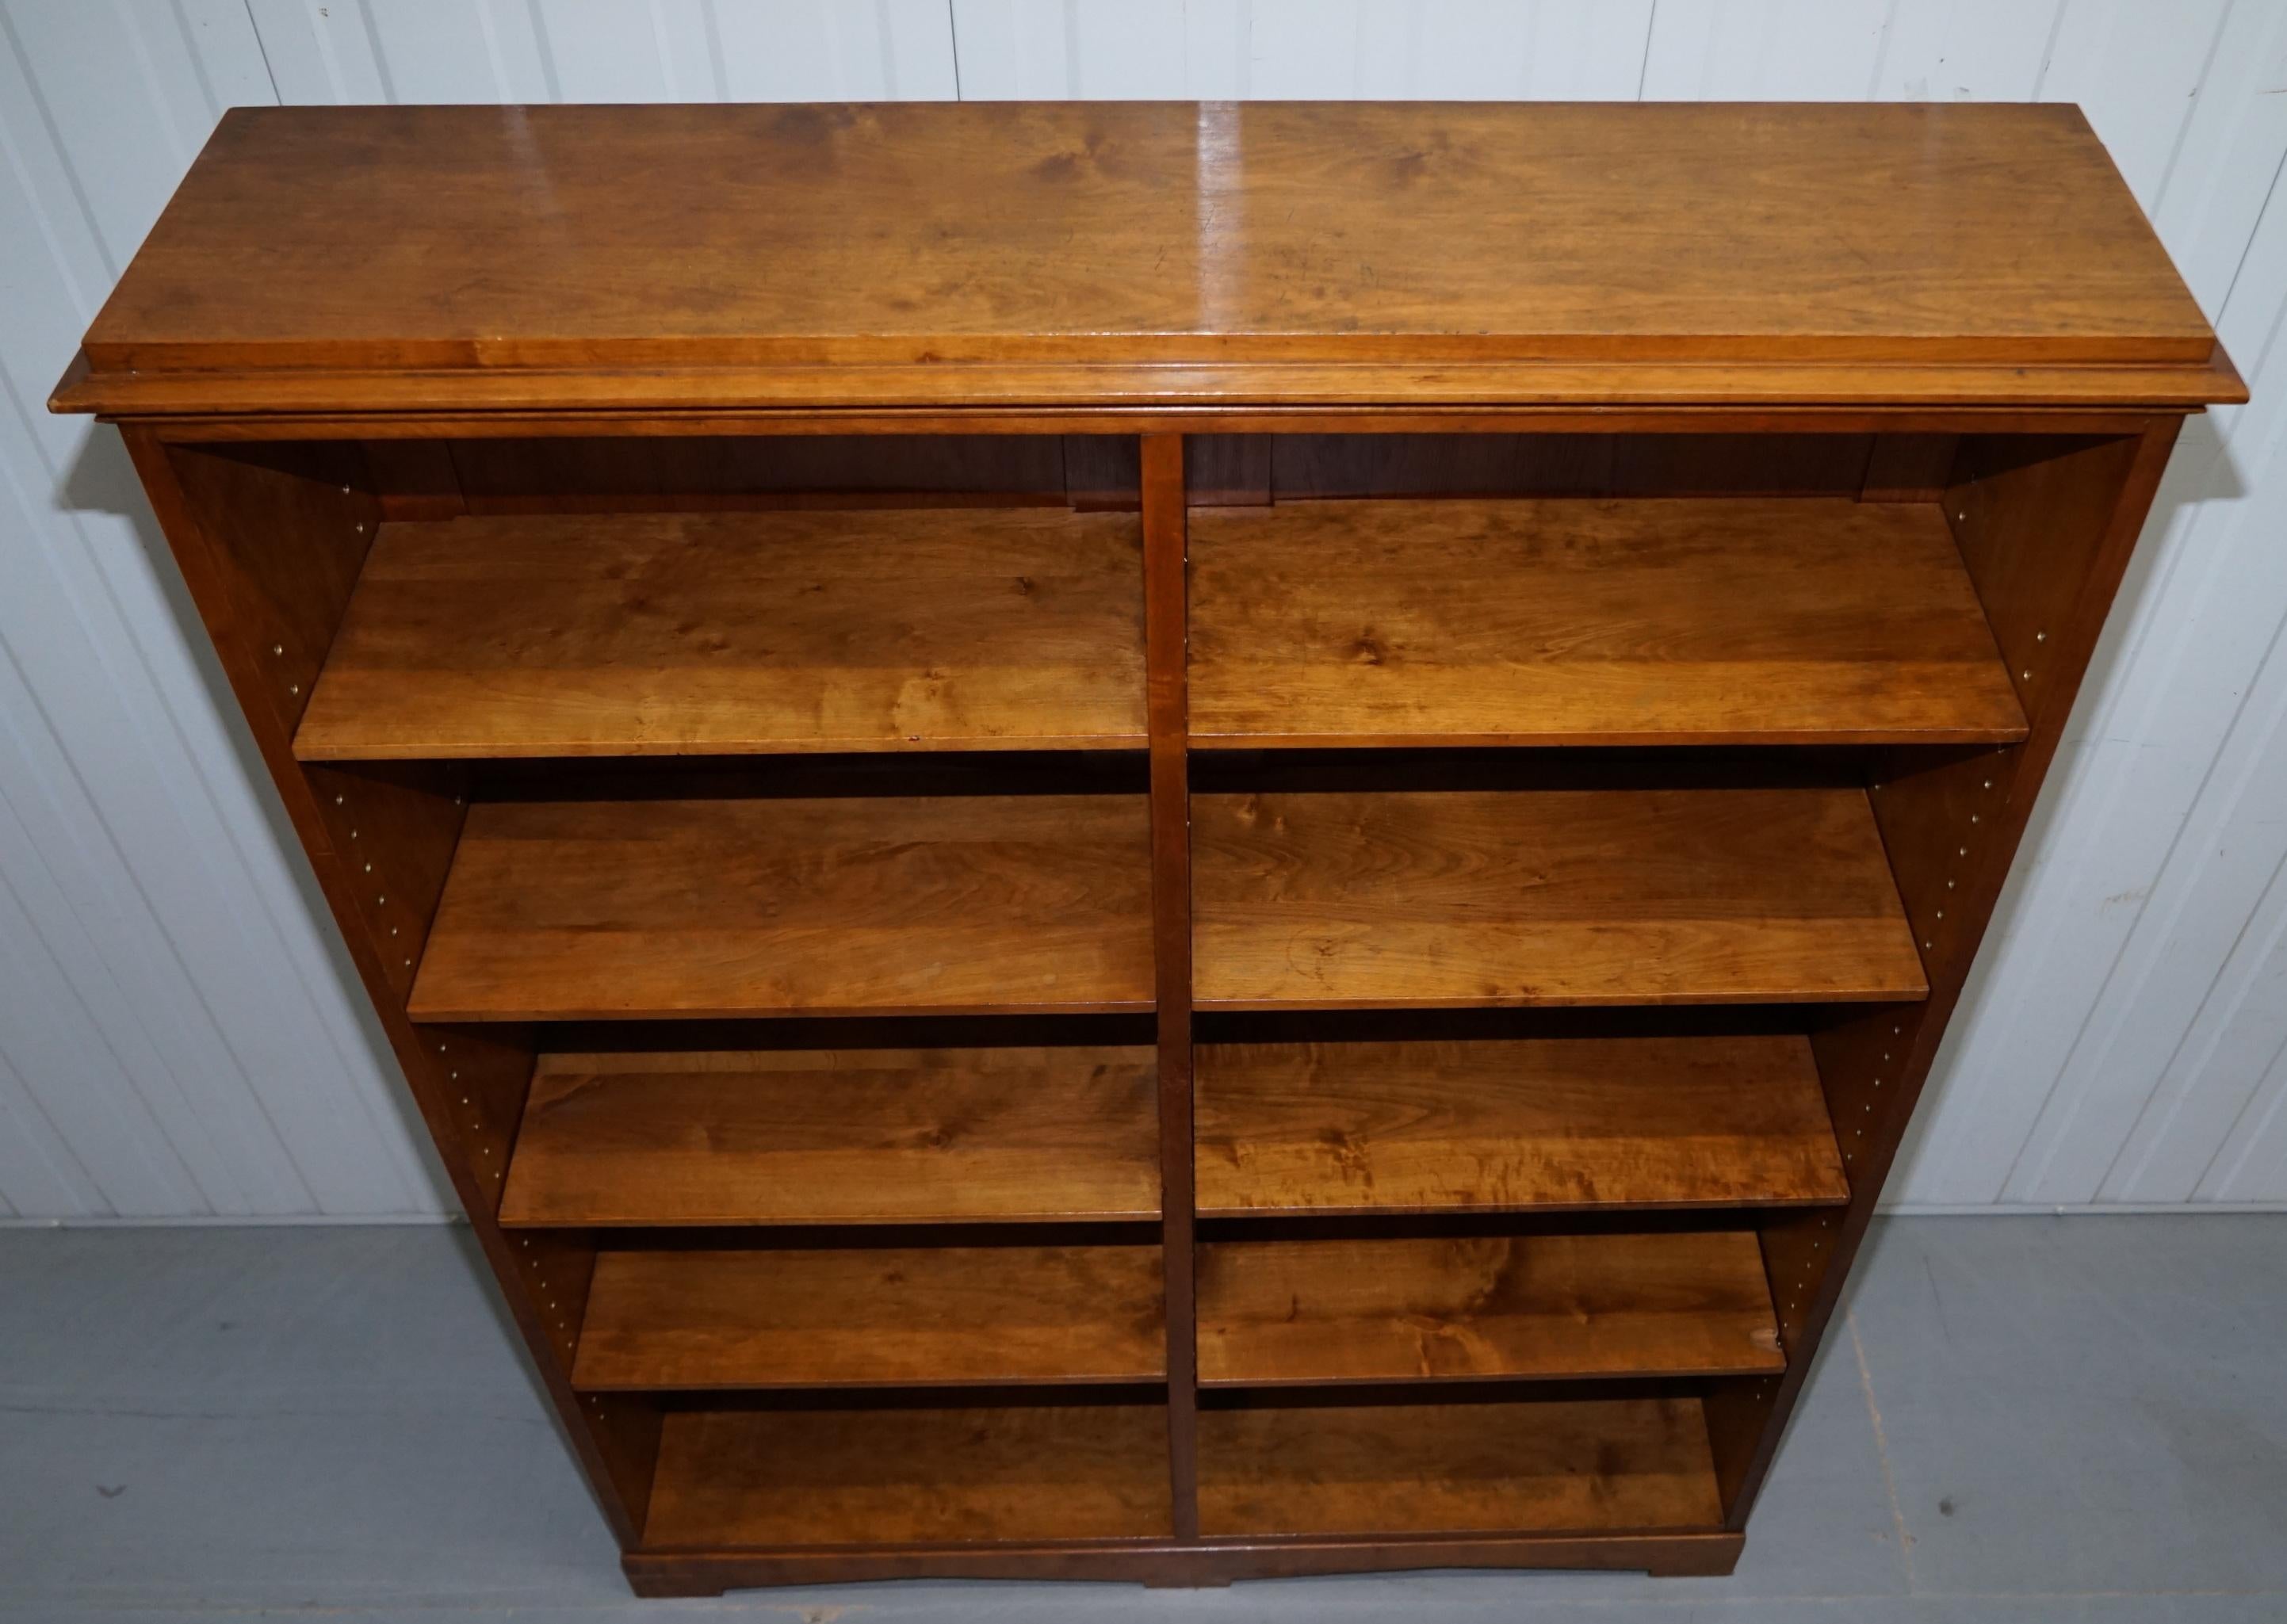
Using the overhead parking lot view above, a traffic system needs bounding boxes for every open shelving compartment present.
[120,416,2193,1589]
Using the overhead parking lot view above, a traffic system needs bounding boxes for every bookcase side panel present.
[119,426,661,1546]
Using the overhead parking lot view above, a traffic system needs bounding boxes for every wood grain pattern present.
[576,1246,1165,1389]
[645,1405,1172,1548]
[408,794,1154,1022]
[1198,1397,1723,1537]
[53,355,2245,418]
[1141,433,1202,1537]
[1195,1035,1848,1215]
[1191,789,1926,1009]
[296,509,1145,759]
[1190,498,2026,747]
[626,1532,1742,1591]
[499,1048,1159,1226]
[71,105,2213,408]
[1197,1232,1784,1386]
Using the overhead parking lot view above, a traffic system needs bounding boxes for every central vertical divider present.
[1141,432,1200,1538]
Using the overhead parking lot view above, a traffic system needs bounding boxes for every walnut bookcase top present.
[52,101,2240,419]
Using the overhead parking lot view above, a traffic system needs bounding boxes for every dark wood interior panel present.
[500,1046,1161,1226]
[1198,1397,1723,1537]
[361,438,466,520]
[1265,433,1872,500]
[644,1404,1174,1548]
[1196,1034,1849,1216]
[1187,434,1272,506]
[1192,787,1927,1009]
[1861,434,1959,501]
[1062,434,1142,508]
[162,441,379,736]
[448,434,1071,511]
[1198,1230,1784,1385]
[410,793,1157,1022]
[303,761,469,1006]
[576,1244,1165,1389]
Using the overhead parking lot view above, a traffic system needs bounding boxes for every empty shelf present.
[1195,1034,1849,1215]
[576,1244,1165,1389]
[1191,786,1926,1008]
[295,508,1145,759]
[1189,497,2025,748]
[408,793,1155,1021]
[1197,1231,1784,1386]
[500,1048,1161,1226]
[645,1405,1172,1548]
[1198,1397,1723,1537]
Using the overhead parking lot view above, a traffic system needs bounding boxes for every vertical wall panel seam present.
[699,0,728,100]
[1863,0,1901,101]
[2148,0,2239,217]
[236,0,281,102]
[0,7,117,284]
[0,1044,101,1217]
[522,0,561,102]
[2131,841,2287,1195]
[113,0,196,170]
[0,822,205,1211]
[352,1,396,102]
[2216,147,2287,330]
[2205,1037,2287,1198]
[2029,0,2072,101]
[0,383,323,1209]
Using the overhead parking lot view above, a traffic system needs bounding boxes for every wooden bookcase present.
[53,101,2241,1594]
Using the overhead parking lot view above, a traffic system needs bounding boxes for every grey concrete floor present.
[1,1216,2282,1623]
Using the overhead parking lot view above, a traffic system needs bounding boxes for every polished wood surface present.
[1192,788,1926,1008]
[499,1048,1159,1226]
[576,1245,1165,1389]
[1198,1397,1723,1537]
[625,1531,1745,1592]
[58,102,2235,417]
[409,793,1153,1021]
[296,509,1145,759]
[1190,498,2026,747]
[644,1405,1173,1547]
[61,93,2220,1593]
[1195,1035,1849,1214]
[1141,434,1203,1536]
[1198,1232,1784,1386]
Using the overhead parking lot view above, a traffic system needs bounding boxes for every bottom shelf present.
[1199,1397,1723,1538]
[643,1404,1173,1548]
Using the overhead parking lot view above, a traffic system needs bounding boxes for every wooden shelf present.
[644,1404,1173,1548]
[1196,1034,1849,1216]
[1197,1232,1784,1386]
[408,794,1155,1022]
[1192,787,1926,1009]
[1189,497,2027,748]
[499,1048,1160,1226]
[295,508,1145,759]
[576,1245,1165,1389]
[1198,1397,1723,1537]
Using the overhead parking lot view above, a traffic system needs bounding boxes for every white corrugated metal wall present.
[2,0,2282,1221]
